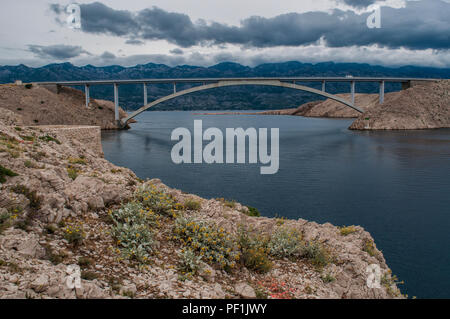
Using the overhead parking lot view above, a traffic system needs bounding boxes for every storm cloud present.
[28,44,90,60]
[50,0,450,50]
[337,0,383,8]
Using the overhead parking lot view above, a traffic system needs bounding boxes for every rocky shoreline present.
[0,118,405,299]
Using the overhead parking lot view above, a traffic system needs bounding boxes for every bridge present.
[36,77,438,128]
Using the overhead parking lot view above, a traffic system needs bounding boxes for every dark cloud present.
[28,45,89,60]
[100,51,116,60]
[337,0,383,8]
[125,39,144,45]
[49,0,450,50]
[170,48,184,55]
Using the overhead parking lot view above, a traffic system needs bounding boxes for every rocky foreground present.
[0,116,404,299]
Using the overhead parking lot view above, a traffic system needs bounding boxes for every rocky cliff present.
[350,80,450,130]
[0,83,130,130]
[0,117,404,299]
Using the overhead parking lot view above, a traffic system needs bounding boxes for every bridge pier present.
[379,81,385,104]
[351,81,355,106]
[173,83,177,94]
[114,83,120,122]
[84,84,90,108]
[322,81,326,92]
[143,83,148,105]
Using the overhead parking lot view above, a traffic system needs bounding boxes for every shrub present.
[268,227,303,258]
[39,135,61,145]
[0,165,18,183]
[81,271,99,281]
[244,206,260,217]
[109,201,160,228]
[111,223,155,263]
[173,216,240,270]
[110,201,158,263]
[68,157,87,165]
[238,228,272,273]
[78,256,93,268]
[67,166,79,180]
[63,223,84,245]
[339,225,357,236]
[300,241,329,268]
[363,239,377,257]
[24,83,33,89]
[178,248,202,275]
[134,183,177,217]
[184,199,201,211]
[322,273,336,283]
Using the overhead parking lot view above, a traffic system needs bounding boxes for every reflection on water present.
[102,111,450,298]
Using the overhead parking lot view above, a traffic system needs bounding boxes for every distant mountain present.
[1,61,449,111]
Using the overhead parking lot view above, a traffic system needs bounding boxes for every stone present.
[30,274,49,293]
[234,282,256,299]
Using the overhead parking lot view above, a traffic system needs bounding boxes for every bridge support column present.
[351,81,355,106]
[322,81,326,92]
[379,81,385,104]
[143,83,148,105]
[173,83,177,94]
[114,83,119,122]
[85,84,90,108]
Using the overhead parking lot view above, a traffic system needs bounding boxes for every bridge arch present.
[122,80,363,126]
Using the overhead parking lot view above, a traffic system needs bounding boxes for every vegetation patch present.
[11,185,41,210]
[109,201,159,263]
[134,183,177,217]
[67,166,80,180]
[242,206,260,217]
[0,164,18,183]
[68,157,87,165]
[268,227,303,258]
[39,135,61,145]
[300,241,330,268]
[362,239,377,257]
[63,222,85,246]
[173,216,240,270]
[238,227,272,273]
[339,225,358,236]
[178,248,203,279]
[184,199,201,211]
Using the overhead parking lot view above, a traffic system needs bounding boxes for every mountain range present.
[1,61,449,111]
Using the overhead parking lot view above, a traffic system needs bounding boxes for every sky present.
[0,0,449,68]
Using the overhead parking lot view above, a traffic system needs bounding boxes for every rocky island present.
[0,83,404,299]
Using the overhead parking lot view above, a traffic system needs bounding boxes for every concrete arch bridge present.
[37,77,437,128]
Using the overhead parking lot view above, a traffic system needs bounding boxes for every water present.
[102,111,450,299]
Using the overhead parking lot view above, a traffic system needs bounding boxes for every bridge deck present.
[36,77,439,86]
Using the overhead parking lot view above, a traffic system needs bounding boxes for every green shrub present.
[244,206,260,217]
[109,201,160,228]
[63,223,84,245]
[363,239,377,257]
[173,216,240,270]
[112,222,155,263]
[67,166,79,180]
[184,199,201,211]
[178,248,202,275]
[81,271,99,281]
[0,165,18,183]
[300,241,329,268]
[134,183,176,217]
[238,228,272,273]
[339,225,357,236]
[268,227,303,258]
[322,273,336,283]
[39,135,61,144]
[68,157,87,165]
[78,256,93,268]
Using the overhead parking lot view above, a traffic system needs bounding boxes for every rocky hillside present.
[0,118,404,299]
[0,83,130,130]
[350,80,450,130]
[253,93,382,118]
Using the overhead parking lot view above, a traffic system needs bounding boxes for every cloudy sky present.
[0,0,449,68]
